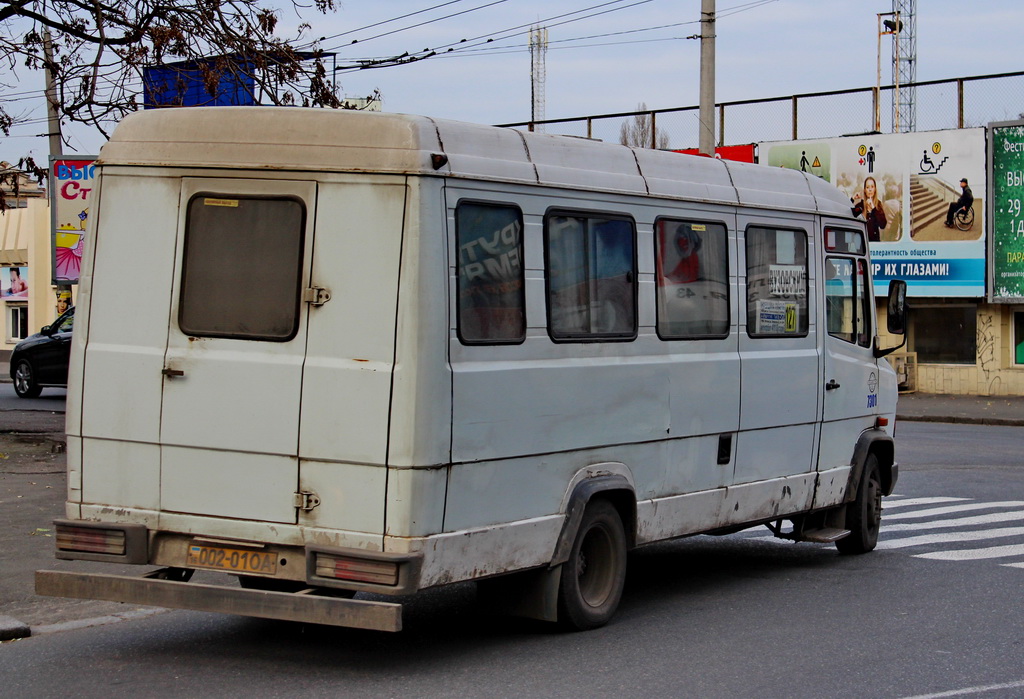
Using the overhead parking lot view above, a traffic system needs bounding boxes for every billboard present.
[671,144,757,163]
[50,157,97,284]
[989,121,1024,302]
[143,59,256,108]
[763,129,987,298]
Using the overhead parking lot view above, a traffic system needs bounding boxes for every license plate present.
[186,544,278,575]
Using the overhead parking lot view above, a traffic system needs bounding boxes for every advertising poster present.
[989,121,1024,301]
[671,144,757,163]
[1,266,28,299]
[763,129,987,298]
[49,156,97,284]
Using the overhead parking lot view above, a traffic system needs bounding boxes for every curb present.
[897,414,1024,427]
[0,614,31,641]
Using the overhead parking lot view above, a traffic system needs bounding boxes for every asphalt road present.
[2,420,1023,698]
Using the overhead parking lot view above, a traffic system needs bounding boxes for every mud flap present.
[476,565,561,623]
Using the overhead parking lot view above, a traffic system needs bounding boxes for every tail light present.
[306,546,421,594]
[53,520,149,563]
[314,553,399,586]
[57,524,126,555]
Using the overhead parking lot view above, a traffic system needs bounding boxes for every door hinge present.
[294,491,321,512]
[303,286,331,307]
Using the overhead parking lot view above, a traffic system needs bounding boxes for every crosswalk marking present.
[884,501,1024,520]
[882,510,1024,532]
[882,496,970,509]
[915,543,1024,561]
[725,495,1024,571]
[876,525,1024,550]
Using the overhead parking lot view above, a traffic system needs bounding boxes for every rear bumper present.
[35,569,403,632]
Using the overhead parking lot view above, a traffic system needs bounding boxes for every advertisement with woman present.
[765,128,986,298]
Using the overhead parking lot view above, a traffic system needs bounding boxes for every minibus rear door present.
[158,178,318,525]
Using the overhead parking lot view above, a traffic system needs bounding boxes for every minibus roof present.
[101,107,852,217]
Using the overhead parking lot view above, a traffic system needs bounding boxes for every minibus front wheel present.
[557,499,627,630]
[836,453,882,555]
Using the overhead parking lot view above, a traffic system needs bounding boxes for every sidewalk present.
[895,392,1024,426]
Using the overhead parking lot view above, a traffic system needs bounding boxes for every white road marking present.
[882,510,1024,532]
[883,496,970,509]
[915,543,1024,561]
[884,501,1024,520]
[898,679,1024,698]
[876,526,1024,550]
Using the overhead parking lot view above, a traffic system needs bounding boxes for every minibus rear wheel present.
[836,453,882,555]
[557,499,627,630]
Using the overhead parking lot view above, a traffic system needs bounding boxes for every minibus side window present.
[179,195,305,341]
[655,218,729,339]
[825,257,856,343]
[545,213,636,341]
[745,226,808,337]
[825,257,873,348]
[856,258,872,347]
[455,202,526,344]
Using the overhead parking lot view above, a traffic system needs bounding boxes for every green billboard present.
[990,121,1024,301]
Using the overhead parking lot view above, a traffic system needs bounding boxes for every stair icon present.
[910,174,956,231]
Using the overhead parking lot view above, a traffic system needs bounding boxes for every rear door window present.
[179,196,305,341]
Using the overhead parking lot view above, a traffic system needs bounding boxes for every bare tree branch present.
[1,0,344,151]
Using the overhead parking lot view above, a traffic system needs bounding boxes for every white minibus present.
[38,107,907,631]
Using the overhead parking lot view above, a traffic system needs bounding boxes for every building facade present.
[0,165,60,362]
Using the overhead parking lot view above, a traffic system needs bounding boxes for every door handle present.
[825,379,841,391]
[162,368,185,378]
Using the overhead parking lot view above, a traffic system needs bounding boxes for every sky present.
[3,0,1024,163]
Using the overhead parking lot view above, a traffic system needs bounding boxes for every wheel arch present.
[847,428,897,502]
[551,473,637,567]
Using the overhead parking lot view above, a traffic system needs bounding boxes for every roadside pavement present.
[0,391,1022,643]
[894,392,1024,426]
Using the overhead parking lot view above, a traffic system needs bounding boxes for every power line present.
[313,0,478,44]
[323,0,650,57]
[329,0,776,73]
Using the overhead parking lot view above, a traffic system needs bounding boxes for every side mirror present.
[886,279,907,335]
[875,279,908,358]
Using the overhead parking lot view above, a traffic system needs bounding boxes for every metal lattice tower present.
[529,26,548,131]
[892,0,917,132]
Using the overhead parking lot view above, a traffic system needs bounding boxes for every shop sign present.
[49,156,97,284]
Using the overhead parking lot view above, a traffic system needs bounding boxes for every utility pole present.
[698,0,716,156]
[43,30,63,157]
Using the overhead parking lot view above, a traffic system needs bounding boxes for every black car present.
[10,306,74,398]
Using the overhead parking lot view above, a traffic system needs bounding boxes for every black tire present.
[13,359,41,398]
[836,453,883,555]
[557,499,628,630]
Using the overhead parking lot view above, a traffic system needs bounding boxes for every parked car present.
[10,306,74,398]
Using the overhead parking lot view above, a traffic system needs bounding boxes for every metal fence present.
[497,70,1024,150]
